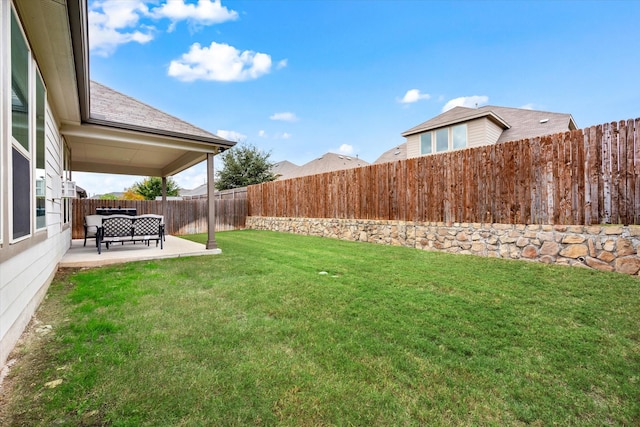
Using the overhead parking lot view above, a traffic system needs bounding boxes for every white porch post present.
[161,176,167,218]
[206,153,217,249]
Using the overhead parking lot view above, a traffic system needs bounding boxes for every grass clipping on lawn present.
[1,230,639,426]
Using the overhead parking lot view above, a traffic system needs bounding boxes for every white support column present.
[161,176,167,218]
[206,153,217,249]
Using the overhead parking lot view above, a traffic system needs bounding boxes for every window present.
[418,124,468,155]
[435,128,448,152]
[35,71,46,229]
[12,148,30,239]
[11,10,29,151]
[63,145,72,224]
[10,7,49,239]
[452,124,467,149]
[420,133,432,155]
[11,8,32,240]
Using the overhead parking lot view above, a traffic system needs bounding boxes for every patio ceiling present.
[61,122,231,177]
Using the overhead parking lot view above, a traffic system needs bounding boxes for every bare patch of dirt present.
[0,268,80,425]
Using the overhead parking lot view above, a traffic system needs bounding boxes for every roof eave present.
[67,0,91,121]
[84,117,236,149]
[401,110,511,137]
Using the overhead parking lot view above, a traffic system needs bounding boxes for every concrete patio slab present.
[60,235,221,268]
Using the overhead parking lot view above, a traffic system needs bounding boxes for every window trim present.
[9,5,33,243]
[419,123,468,155]
[8,5,51,242]
[35,69,46,231]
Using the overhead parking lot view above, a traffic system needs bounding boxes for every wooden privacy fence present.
[72,198,247,239]
[248,118,640,225]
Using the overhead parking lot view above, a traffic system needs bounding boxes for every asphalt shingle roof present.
[374,143,407,164]
[287,152,370,179]
[90,81,224,141]
[272,160,300,180]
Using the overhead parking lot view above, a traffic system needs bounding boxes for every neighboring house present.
[287,152,369,179]
[373,143,407,164]
[272,160,300,180]
[1,0,235,367]
[179,185,248,200]
[401,106,577,159]
[180,184,208,199]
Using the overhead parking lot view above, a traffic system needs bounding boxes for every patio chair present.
[83,214,102,247]
[141,214,165,241]
[97,215,135,254]
[132,216,163,249]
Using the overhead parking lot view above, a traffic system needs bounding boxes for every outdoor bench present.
[96,214,164,254]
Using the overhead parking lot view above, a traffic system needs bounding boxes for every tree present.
[215,143,277,190]
[122,189,145,200]
[130,176,180,200]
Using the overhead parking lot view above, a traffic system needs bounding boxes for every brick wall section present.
[246,217,640,275]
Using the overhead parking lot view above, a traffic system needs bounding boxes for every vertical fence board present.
[635,119,640,224]
[611,122,621,224]
[624,120,635,225]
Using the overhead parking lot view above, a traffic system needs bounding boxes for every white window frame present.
[9,5,32,243]
[419,123,469,155]
[9,4,47,242]
[34,69,46,231]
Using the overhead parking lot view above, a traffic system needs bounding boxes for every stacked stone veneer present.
[246,217,640,275]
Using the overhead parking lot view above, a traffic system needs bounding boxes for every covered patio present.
[62,79,236,253]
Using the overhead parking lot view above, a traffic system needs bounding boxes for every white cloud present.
[277,59,288,69]
[519,103,536,110]
[168,42,272,82]
[442,95,489,112]
[89,0,239,56]
[258,130,292,140]
[150,0,238,32]
[89,0,154,56]
[337,144,354,155]
[216,129,246,142]
[399,89,431,104]
[269,112,299,122]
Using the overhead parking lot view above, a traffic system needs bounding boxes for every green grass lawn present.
[1,230,639,426]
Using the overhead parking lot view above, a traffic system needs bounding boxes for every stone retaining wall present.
[246,217,640,275]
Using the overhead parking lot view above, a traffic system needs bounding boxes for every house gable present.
[403,105,576,159]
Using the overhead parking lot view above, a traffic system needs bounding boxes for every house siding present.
[486,120,503,146]
[45,106,64,232]
[0,100,69,367]
[405,133,421,159]
[467,118,503,148]
[0,3,70,367]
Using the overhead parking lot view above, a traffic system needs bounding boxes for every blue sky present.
[75,0,640,196]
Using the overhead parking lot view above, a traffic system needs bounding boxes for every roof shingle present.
[90,80,225,141]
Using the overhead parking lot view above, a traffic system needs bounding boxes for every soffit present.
[401,107,511,137]
[61,123,222,177]
[14,0,81,124]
